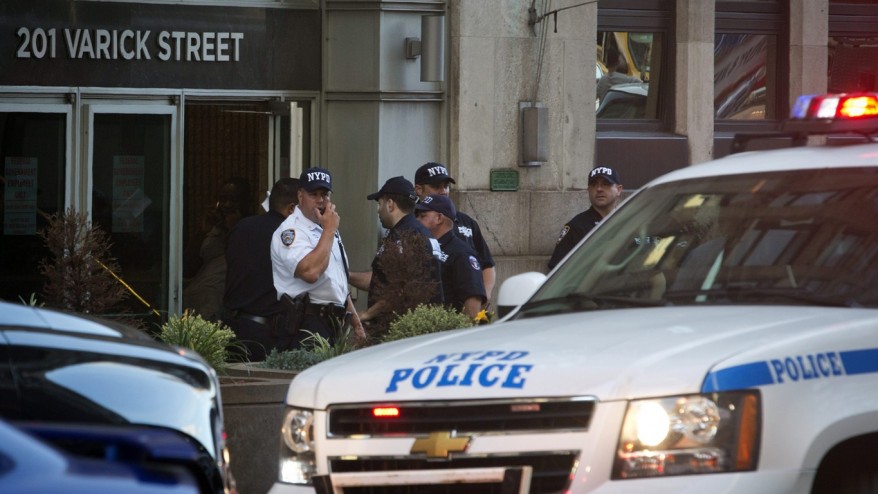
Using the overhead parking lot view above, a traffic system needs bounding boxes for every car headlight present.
[278,407,316,484]
[612,391,760,479]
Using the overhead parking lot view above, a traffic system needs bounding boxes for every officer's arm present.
[348,271,371,290]
[482,266,496,303]
[295,227,335,283]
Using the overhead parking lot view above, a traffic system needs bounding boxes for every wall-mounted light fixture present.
[520,101,548,166]
[405,15,445,82]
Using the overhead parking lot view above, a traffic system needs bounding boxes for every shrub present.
[37,208,127,315]
[381,304,474,343]
[259,324,361,372]
[157,310,243,373]
[260,348,324,372]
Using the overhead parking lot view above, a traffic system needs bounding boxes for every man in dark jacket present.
[548,166,623,270]
[223,177,298,360]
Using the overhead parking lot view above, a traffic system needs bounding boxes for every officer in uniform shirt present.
[547,166,624,270]
[223,177,299,361]
[413,162,496,301]
[270,167,364,344]
[416,194,486,319]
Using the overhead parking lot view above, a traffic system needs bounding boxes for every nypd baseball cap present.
[366,176,418,201]
[415,162,457,185]
[299,167,332,192]
[588,166,621,185]
[415,194,457,220]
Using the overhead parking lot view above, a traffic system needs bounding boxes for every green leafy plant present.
[18,293,44,307]
[259,324,361,372]
[260,348,324,372]
[381,304,474,343]
[157,310,244,373]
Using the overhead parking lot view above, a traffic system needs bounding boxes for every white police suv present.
[270,92,878,494]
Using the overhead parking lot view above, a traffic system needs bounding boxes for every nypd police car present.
[269,92,878,494]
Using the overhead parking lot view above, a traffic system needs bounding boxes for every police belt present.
[303,302,347,320]
[229,309,269,326]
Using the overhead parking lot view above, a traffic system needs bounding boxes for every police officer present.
[416,194,486,319]
[224,177,298,361]
[414,162,496,301]
[349,176,443,325]
[547,166,624,270]
[270,167,364,344]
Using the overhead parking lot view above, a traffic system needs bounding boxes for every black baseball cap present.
[299,167,333,192]
[366,176,418,201]
[415,194,457,220]
[588,166,621,185]
[414,162,456,185]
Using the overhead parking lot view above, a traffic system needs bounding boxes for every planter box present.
[221,363,297,494]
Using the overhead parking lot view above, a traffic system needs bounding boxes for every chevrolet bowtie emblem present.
[410,431,471,459]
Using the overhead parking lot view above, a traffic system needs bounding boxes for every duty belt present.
[303,302,347,320]
[229,310,269,326]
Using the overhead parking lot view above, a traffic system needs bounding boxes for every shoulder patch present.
[280,228,296,246]
[469,255,481,270]
[556,225,570,244]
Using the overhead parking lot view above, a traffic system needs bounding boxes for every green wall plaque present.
[490,168,519,191]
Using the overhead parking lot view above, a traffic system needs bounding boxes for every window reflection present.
[596,31,662,119]
[714,34,777,120]
[0,112,66,303]
[829,37,878,93]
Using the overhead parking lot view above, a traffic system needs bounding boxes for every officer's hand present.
[316,200,340,231]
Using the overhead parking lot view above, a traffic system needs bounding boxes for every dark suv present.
[0,301,234,493]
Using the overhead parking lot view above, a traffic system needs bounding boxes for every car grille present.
[327,398,594,436]
[325,399,593,494]
[329,451,579,494]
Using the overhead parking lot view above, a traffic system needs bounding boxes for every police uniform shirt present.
[224,209,287,315]
[547,206,604,269]
[437,229,486,311]
[367,213,444,307]
[454,211,495,269]
[270,206,349,305]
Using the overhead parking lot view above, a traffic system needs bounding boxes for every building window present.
[829,2,878,93]
[715,1,787,125]
[597,0,673,130]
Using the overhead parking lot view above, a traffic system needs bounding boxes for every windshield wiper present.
[664,287,858,308]
[516,293,667,318]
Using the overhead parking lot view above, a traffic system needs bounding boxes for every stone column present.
[789,0,828,104]
[675,0,715,165]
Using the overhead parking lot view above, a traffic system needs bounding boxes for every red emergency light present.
[372,406,400,418]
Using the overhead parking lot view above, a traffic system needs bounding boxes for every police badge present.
[281,229,296,246]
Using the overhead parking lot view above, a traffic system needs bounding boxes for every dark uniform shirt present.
[224,209,287,316]
[547,207,604,270]
[368,213,444,308]
[437,230,486,312]
[454,211,495,268]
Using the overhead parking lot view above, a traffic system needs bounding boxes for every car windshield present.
[517,167,878,318]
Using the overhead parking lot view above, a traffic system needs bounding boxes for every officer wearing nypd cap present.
[416,194,487,319]
[270,167,364,344]
[413,162,496,301]
[548,166,624,270]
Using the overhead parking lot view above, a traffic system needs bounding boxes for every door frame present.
[83,100,182,315]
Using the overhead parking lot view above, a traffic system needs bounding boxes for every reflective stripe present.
[702,347,878,392]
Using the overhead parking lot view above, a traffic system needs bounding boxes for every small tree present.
[38,208,127,315]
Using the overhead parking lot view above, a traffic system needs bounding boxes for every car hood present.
[288,306,878,408]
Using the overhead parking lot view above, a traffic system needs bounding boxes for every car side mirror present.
[496,272,547,319]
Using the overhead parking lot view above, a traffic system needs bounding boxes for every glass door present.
[0,104,71,303]
[86,104,176,324]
